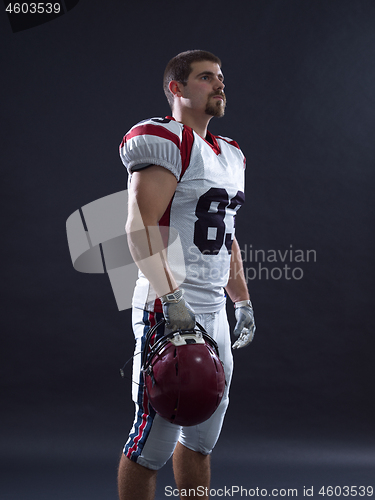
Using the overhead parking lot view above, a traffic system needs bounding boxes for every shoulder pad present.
[119,117,183,179]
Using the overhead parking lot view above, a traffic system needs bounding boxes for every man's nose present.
[214,78,225,90]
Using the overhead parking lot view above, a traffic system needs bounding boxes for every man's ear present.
[169,80,183,97]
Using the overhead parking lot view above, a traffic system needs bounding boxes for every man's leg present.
[118,453,157,500]
[173,308,232,499]
[172,442,211,499]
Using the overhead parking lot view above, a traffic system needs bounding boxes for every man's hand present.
[161,289,196,331]
[232,300,256,349]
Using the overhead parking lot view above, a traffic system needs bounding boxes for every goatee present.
[205,92,226,117]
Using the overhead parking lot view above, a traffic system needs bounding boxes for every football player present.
[118,50,255,500]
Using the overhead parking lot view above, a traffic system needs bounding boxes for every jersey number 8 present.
[194,187,245,255]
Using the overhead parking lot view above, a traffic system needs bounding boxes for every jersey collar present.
[165,116,221,155]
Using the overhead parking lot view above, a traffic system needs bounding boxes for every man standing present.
[118,50,255,500]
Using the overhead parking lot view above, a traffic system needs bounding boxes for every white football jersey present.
[119,117,246,313]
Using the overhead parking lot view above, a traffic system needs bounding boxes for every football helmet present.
[142,319,225,426]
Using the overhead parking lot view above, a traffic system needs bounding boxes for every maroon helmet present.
[142,320,225,426]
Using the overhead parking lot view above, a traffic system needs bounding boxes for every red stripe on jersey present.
[125,124,181,149]
[127,412,148,457]
[149,311,158,344]
[154,298,163,313]
[126,311,157,459]
[217,135,241,150]
[206,131,221,155]
[159,197,173,228]
[180,126,194,180]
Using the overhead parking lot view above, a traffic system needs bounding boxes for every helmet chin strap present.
[119,318,168,384]
[119,351,142,384]
[118,319,208,383]
[141,319,221,373]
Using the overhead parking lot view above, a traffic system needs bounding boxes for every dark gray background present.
[1,0,374,498]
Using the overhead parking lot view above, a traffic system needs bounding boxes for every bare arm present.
[126,165,178,297]
[225,236,250,303]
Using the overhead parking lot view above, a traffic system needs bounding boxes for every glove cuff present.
[235,299,252,309]
[161,288,183,304]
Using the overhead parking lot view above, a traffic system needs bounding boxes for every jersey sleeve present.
[119,117,183,180]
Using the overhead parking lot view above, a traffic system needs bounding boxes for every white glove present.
[232,299,256,349]
[161,289,196,331]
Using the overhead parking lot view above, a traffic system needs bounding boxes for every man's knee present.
[118,453,158,500]
[174,442,210,463]
[118,453,157,476]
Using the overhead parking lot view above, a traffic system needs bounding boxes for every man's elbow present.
[125,218,133,236]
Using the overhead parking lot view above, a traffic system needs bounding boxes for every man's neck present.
[172,109,212,139]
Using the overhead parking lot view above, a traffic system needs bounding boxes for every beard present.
[205,91,226,117]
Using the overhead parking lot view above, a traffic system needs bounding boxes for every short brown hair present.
[163,50,222,109]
